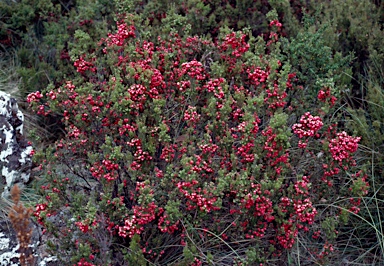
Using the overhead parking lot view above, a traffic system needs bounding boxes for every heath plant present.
[0,0,309,100]
[28,10,367,265]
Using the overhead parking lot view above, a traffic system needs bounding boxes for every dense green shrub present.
[306,0,384,105]
[283,12,353,100]
[0,0,116,97]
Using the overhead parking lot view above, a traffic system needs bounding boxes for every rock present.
[0,91,33,198]
[0,219,37,266]
[0,219,57,266]
[0,92,57,265]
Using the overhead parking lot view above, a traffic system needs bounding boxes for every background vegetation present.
[0,0,383,265]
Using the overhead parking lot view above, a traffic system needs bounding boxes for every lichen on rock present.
[0,91,33,198]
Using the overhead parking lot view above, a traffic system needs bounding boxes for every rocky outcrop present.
[0,92,57,265]
[0,219,37,266]
[0,91,33,198]
[0,219,57,266]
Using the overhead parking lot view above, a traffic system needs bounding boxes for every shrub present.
[305,0,384,107]
[28,10,367,265]
[0,0,311,99]
[0,0,116,98]
[282,12,353,102]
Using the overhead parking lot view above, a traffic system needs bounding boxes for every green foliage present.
[308,0,384,104]
[0,0,116,97]
[125,234,148,265]
[283,12,353,99]
[344,34,383,211]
